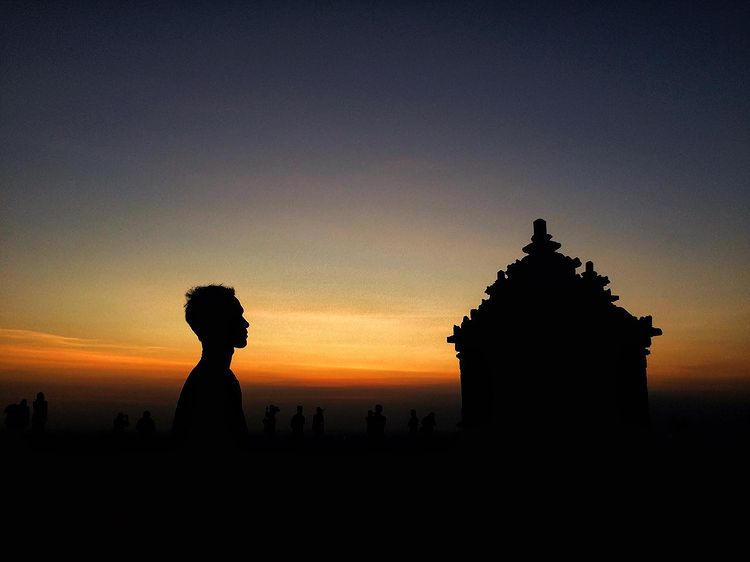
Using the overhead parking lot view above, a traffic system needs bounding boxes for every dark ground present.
[2,428,747,547]
[4,387,749,527]
[4,423,749,481]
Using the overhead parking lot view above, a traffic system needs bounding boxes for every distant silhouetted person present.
[263,404,280,435]
[136,411,156,439]
[4,402,24,432]
[408,409,419,437]
[18,399,30,431]
[312,407,325,437]
[113,412,129,434]
[291,405,305,440]
[370,404,386,441]
[420,412,436,438]
[172,285,250,450]
[3,403,17,429]
[31,392,48,434]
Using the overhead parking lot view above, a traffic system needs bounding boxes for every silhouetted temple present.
[448,219,662,446]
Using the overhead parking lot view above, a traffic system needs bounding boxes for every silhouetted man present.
[136,410,156,439]
[263,404,280,435]
[32,392,48,434]
[18,399,30,431]
[408,409,419,437]
[312,407,325,437]
[4,402,21,432]
[372,404,386,439]
[172,285,250,450]
[365,410,374,438]
[291,405,305,440]
[420,412,436,438]
[113,412,129,434]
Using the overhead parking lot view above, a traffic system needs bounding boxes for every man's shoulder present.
[226,369,242,388]
[183,365,239,387]
[182,365,204,385]
[179,365,214,395]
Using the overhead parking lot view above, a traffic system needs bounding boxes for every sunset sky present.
[1,2,748,431]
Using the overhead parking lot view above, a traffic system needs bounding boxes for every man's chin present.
[235,339,248,348]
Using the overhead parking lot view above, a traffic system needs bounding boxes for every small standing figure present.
[135,410,156,439]
[408,409,419,437]
[290,405,305,440]
[263,404,280,435]
[372,404,386,440]
[312,407,325,438]
[18,399,30,431]
[365,410,374,438]
[4,402,23,432]
[113,412,129,434]
[32,392,48,434]
[420,412,436,438]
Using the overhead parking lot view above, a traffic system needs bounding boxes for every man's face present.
[205,296,249,349]
[228,297,250,348]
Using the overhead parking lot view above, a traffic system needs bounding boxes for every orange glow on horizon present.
[2,326,748,398]
[0,328,458,389]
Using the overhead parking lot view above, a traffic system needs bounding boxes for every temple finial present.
[523,218,560,254]
[533,218,547,239]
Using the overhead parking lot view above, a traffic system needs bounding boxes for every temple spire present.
[522,218,561,254]
[533,218,548,240]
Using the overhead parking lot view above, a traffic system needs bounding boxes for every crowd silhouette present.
[0,402,437,440]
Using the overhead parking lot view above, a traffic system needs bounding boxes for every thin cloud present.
[0,328,170,352]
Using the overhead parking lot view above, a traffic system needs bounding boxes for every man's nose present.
[243,319,250,329]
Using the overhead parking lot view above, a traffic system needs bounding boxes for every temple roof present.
[448,219,662,348]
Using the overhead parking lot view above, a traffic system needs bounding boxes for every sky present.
[1,1,748,432]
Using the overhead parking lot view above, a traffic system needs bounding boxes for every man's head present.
[185,285,249,349]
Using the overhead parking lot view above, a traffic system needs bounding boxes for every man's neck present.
[200,345,234,371]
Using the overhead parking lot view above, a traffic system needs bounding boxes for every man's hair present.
[184,284,236,340]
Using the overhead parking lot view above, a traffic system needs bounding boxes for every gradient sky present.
[1,2,748,431]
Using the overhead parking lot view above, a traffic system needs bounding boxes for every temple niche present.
[448,219,662,447]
